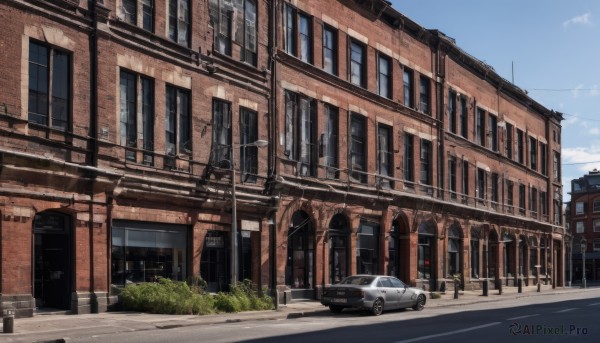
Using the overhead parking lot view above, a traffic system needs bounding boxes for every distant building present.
[569,169,600,283]
[0,0,566,317]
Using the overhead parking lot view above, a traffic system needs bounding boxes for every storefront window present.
[111,221,188,288]
[329,214,348,284]
[357,220,379,275]
[286,211,314,289]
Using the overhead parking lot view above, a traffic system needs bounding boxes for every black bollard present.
[518,278,522,293]
[537,282,541,292]
[483,279,489,296]
[2,311,14,334]
[498,281,503,295]
[454,285,459,299]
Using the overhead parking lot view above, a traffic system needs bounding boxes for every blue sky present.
[389,0,600,201]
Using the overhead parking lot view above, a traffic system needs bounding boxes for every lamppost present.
[581,237,587,289]
[230,139,268,286]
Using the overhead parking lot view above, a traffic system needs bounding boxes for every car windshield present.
[339,276,375,285]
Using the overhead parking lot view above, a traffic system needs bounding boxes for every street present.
[70,290,600,343]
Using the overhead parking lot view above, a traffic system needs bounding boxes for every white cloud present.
[563,12,593,29]
[563,146,600,173]
[571,84,584,98]
[589,127,600,135]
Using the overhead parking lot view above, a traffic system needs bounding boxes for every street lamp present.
[581,237,587,289]
[230,139,268,286]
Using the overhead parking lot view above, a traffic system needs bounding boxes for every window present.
[420,139,432,185]
[448,226,461,276]
[377,124,393,188]
[448,90,457,134]
[350,113,367,183]
[378,54,392,99]
[476,168,486,200]
[507,180,514,207]
[448,156,457,199]
[119,71,154,163]
[491,172,499,203]
[470,232,480,278]
[121,0,154,32]
[349,40,366,87]
[283,4,296,55]
[403,133,414,184]
[530,187,538,214]
[28,41,71,130]
[299,13,312,63]
[210,0,257,64]
[553,151,560,182]
[165,85,190,159]
[576,202,585,215]
[419,76,430,115]
[554,200,562,225]
[459,97,468,138]
[284,92,317,176]
[594,219,600,232]
[540,191,547,215]
[168,0,190,46]
[356,220,379,275]
[518,184,526,212]
[211,99,232,168]
[488,115,497,151]
[594,200,600,213]
[594,239,600,252]
[322,25,337,75]
[111,220,188,287]
[324,105,339,179]
[540,142,547,176]
[516,129,524,164]
[530,137,538,171]
[403,68,414,108]
[476,108,485,146]
[575,221,584,233]
[462,160,469,197]
[506,123,513,159]
[240,108,258,182]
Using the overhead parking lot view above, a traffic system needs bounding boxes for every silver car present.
[321,275,427,315]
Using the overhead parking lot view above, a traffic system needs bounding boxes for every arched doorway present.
[286,211,314,295]
[33,211,73,310]
[328,214,348,284]
[418,220,436,289]
[388,217,410,282]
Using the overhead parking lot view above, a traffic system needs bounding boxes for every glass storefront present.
[356,220,379,275]
[111,220,188,287]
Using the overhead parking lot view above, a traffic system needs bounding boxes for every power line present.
[564,160,600,166]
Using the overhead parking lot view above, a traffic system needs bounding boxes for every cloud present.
[563,145,600,173]
[589,127,600,135]
[570,84,600,98]
[571,84,584,98]
[563,12,593,29]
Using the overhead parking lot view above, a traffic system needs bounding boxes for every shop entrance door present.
[33,212,72,310]
[201,231,230,292]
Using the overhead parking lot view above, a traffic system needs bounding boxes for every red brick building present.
[0,0,565,317]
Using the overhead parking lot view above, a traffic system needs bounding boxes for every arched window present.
[286,211,314,289]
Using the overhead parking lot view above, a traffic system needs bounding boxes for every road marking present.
[506,314,539,320]
[587,303,600,306]
[394,322,502,343]
[554,308,577,313]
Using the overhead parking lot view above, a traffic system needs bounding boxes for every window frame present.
[240,107,259,183]
[419,76,430,115]
[403,133,414,184]
[476,108,485,146]
[575,221,584,233]
[448,156,457,199]
[420,139,432,186]
[403,67,414,109]
[378,53,392,99]
[349,39,366,88]
[594,219,600,232]
[529,137,538,171]
[284,91,318,177]
[576,201,585,215]
[324,105,339,179]
[322,24,337,75]
[448,90,457,134]
[28,40,72,131]
[298,12,313,64]
[165,85,191,158]
[349,113,367,183]
[168,0,190,46]
[476,168,486,200]
[488,114,497,151]
[377,123,394,189]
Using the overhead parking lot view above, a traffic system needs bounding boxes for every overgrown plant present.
[119,277,273,315]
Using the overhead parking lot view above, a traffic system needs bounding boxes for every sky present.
[389,0,600,202]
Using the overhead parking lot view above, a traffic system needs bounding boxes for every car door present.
[390,277,413,308]
[378,277,400,309]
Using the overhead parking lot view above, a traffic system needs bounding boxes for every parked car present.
[321,275,426,315]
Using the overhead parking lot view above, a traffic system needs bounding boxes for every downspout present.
[268,0,278,294]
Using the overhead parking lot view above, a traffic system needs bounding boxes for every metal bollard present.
[2,309,15,334]
[518,278,522,293]
[537,282,541,292]
[498,282,503,295]
[483,279,489,296]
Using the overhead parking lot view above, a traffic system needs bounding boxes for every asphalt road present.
[74,291,600,343]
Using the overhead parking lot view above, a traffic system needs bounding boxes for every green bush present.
[119,277,273,315]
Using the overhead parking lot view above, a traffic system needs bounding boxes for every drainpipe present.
[268,0,279,297]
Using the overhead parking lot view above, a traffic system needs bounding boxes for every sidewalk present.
[0,285,596,343]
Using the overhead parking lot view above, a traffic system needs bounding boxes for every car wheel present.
[412,294,425,311]
[371,298,384,316]
[329,305,344,313]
